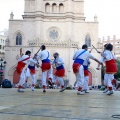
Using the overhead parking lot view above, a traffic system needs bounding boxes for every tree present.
[114,60,120,80]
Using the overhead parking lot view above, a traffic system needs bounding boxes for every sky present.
[0,0,120,39]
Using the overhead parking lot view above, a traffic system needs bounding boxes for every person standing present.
[101,43,118,95]
[16,50,38,92]
[82,58,90,93]
[52,52,66,92]
[25,58,38,91]
[36,45,53,92]
[72,44,102,95]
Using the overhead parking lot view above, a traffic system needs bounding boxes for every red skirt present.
[105,59,118,74]
[72,63,81,73]
[84,70,89,76]
[54,69,65,77]
[16,61,26,74]
[41,63,51,72]
[29,69,35,74]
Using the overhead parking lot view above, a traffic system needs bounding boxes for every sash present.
[16,56,30,74]
[74,50,86,65]
[75,50,86,59]
[42,51,50,63]
[41,52,51,72]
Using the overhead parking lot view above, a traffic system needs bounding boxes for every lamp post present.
[0,58,7,86]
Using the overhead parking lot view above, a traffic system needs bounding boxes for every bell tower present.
[23,0,85,21]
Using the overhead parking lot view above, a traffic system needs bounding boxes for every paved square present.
[0,88,120,120]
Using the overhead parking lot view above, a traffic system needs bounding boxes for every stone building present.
[5,0,101,86]
[0,32,6,59]
[102,35,120,59]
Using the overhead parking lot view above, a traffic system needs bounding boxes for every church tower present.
[5,0,101,86]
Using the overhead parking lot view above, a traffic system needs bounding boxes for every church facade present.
[5,0,101,86]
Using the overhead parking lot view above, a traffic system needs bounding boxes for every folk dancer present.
[36,45,53,92]
[72,44,102,95]
[52,52,66,92]
[25,58,38,91]
[82,58,90,93]
[96,44,108,70]
[16,50,38,92]
[101,43,118,95]
[73,58,90,92]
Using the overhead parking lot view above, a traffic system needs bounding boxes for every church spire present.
[10,12,14,20]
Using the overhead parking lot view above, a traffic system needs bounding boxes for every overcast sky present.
[0,0,120,39]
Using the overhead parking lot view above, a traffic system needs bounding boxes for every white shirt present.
[102,50,117,61]
[73,49,95,61]
[83,58,90,66]
[52,57,64,67]
[18,55,37,64]
[37,50,50,61]
[28,58,38,66]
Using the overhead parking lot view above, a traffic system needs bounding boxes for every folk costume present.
[25,58,38,91]
[72,49,95,95]
[52,56,65,92]
[82,58,90,93]
[16,55,37,92]
[102,50,118,95]
[37,49,53,92]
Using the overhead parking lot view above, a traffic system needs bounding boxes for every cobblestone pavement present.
[0,88,120,120]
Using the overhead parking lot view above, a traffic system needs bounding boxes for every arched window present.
[59,3,64,12]
[16,33,22,45]
[45,3,50,12]
[52,3,57,13]
[85,34,91,47]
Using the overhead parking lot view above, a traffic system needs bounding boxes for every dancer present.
[36,45,53,92]
[52,52,66,92]
[72,44,102,95]
[101,43,118,95]
[16,50,39,92]
[25,58,38,91]
[82,58,90,93]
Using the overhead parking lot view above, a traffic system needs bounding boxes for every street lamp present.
[0,58,7,85]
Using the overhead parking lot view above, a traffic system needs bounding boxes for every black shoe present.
[48,80,52,86]
[43,89,46,93]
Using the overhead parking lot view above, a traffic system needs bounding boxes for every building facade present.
[5,0,101,86]
[102,35,120,59]
[0,33,6,58]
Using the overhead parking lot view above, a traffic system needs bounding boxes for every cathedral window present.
[16,33,22,45]
[85,34,91,47]
[52,3,57,13]
[59,3,64,12]
[45,3,50,12]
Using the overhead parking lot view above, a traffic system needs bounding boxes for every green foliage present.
[114,60,120,80]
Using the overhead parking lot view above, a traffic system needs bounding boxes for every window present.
[45,3,50,12]
[52,3,57,12]
[59,3,64,12]
[85,34,91,47]
[16,33,22,45]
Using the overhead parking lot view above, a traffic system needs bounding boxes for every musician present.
[16,50,39,92]
[36,45,53,92]
[72,44,102,95]
[51,52,66,92]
